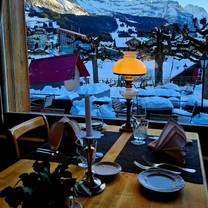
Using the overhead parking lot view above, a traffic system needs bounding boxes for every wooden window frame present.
[0,0,29,112]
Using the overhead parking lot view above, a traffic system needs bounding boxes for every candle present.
[85,95,92,137]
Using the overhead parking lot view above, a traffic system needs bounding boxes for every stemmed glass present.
[95,105,104,159]
[131,116,148,145]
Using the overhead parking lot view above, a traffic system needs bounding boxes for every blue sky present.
[178,0,208,12]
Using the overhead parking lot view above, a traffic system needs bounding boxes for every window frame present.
[0,0,29,112]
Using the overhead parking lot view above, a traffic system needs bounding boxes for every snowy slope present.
[25,0,208,26]
[74,0,207,24]
[25,0,88,15]
[184,4,208,19]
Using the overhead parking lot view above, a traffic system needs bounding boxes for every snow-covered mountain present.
[25,0,89,15]
[25,0,208,25]
[74,0,208,24]
[184,4,208,20]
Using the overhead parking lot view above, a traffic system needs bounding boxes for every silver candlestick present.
[75,132,105,196]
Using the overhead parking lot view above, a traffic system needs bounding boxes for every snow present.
[184,4,208,19]
[25,12,60,29]
[191,113,208,125]
[75,0,208,25]
[83,53,194,83]
[30,79,208,125]
[111,18,138,48]
[172,108,192,116]
[30,86,79,100]
[154,88,180,98]
[77,83,110,96]
[137,88,156,97]
[160,83,181,91]
[70,95,116,118]
[137,96,174,110]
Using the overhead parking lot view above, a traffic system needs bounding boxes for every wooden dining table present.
[0,125,207,208]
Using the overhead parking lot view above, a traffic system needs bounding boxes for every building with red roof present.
[29,53,89,90]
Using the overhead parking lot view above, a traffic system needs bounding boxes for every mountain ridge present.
[25,0,89,15]
[27,7,166,35]
[25,0,208,26]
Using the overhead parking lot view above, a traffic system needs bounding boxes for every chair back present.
[7,115,49,158]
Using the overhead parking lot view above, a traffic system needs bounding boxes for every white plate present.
[92,161,122,176]
[137,169,185,193]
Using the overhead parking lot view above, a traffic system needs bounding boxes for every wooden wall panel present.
[1,0,29,112]
[1,0,14,111]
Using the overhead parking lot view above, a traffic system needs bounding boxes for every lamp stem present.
[125,77,133,88]
[119,98,133,132]
[126,98,132,129]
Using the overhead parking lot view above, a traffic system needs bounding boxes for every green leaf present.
[1,159,77,208]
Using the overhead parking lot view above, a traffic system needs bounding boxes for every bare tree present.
[137,24,180,85]
[75,33,121,83]
[172,18,208,98]
[134,18,207,88]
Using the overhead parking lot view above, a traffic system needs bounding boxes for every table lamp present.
[112,51,147,132]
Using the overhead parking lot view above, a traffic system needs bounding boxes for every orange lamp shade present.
[112,51,147,76]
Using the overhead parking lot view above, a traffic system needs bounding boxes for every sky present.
[178,0,208,12]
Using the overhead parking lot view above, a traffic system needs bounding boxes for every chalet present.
[170,62,201,86]
[29,53,89,90]
[58,28,90,53]
[27,29,48,50]
[30,48,50,54]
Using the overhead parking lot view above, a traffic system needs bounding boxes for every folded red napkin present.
[148,119,187,164]
[48,117,82,155]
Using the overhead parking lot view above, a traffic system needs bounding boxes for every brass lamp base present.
[119,97,133,132]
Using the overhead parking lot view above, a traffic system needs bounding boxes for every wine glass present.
[131,116,148,145]
[93,103,105,159]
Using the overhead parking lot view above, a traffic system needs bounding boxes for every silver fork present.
[36,148,60,156]
[142,157,196,173]
[133,160,181,174]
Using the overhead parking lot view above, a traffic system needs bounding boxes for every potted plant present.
[0,159,82,208]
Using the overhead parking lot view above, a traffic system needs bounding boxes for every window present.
[1,0,208,126]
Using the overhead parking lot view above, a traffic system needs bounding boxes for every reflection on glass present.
[131,116,148,146]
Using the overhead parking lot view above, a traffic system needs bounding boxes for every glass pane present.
[25,1,208,125]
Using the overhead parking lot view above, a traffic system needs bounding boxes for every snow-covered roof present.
[29,54,89,84]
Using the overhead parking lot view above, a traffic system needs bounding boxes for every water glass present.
[131,118,148,145]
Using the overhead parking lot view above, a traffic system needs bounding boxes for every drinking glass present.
[131,117,148,145]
